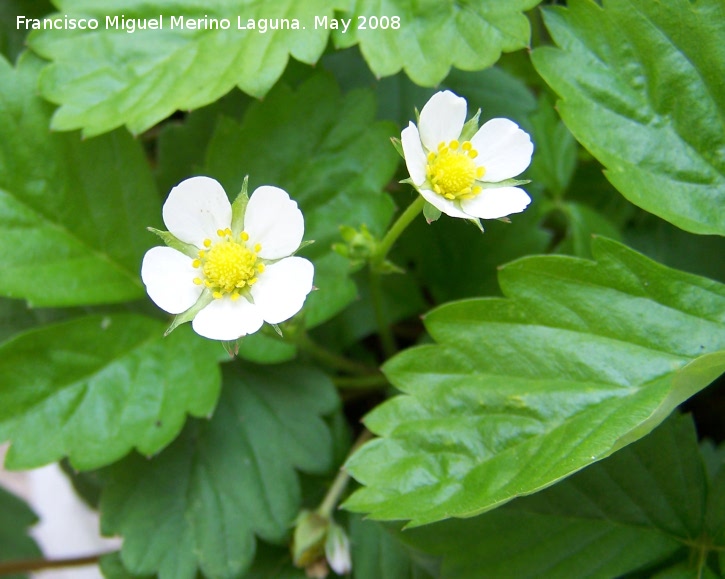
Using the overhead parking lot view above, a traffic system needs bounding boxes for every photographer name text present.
[16,14,402,34]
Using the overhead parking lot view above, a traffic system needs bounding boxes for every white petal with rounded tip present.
[162,176,232,247]
[418,91,467,152]
[471,118,534,182]
[141,247,202,314]
[419,188,470,219]
[461,187,531,220]
[191,298,263,341]
[401,122,427,186]
[250,257,313,324]
[244,186,303,260]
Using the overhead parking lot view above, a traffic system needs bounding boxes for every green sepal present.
[147,227,198,258]
[459,109,482,142]
[470,218,485,233]
[293,240,315,255]
[377,259,405,275]
[478,178,531,190]
[291,510,329,568]
[231,175,249,235]
[414,107,420,124]
[164,290,214,336]
[390,137,405,160]
[423,201,442,224]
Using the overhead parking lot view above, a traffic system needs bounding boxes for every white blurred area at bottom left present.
[0,444,121,579]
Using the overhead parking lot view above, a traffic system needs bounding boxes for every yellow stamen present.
[426,139,486,201]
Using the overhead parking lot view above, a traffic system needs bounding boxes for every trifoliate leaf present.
[101,364,338,579]
[204,73,398,329]
[0,53,160,307]
[0,487,41,579]
[344,238,725,526]
[28,0,350,136]
[333,0,542,86]
[531,0,725,235]
[0,314,222,470]
[400,414,722,578]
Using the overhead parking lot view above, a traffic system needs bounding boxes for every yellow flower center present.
[426,140,485,200]
[192,229,266,301]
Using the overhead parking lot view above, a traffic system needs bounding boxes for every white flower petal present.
[250,257,313,324]
[419,188,470,219]
[244,186,303,260]
[418,91,467,152]
[401,122,427,186]
[191,298,263,341]
[141,247,202,314]
[162,176,232,247]
[460,187,532,220]
[471,118,534,182]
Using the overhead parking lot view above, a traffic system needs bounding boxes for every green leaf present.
[350,516,436,579]
[400,415,721,578]
[0,487,41,579]
[343,237,725,526]
[204,73,397,328]
[443,66,538,127]
[100,552,153,579]
[526,94,578,199]
[0,0,53,63]
[334,0,542,86]
[0,314,221,470]
[28,0,349,136]
[553,201,622,259]
[0,53,160,306]
[531,0,725,236]
[396,204,550,302]
[101,364,339,579]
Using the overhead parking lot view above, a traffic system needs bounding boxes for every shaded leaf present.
[0,487,41,579]
[0,314,222,470]
[101,364,338,579]
[0,53,160,306]
[532,0,725,235]
[344,238,725,526]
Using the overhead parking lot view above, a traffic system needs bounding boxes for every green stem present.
[369,269,397,358]
[317,429,374,518]
[295,332,375,375]
[0,553,106,576]
[370,195,425,268]
[332,373,388,389]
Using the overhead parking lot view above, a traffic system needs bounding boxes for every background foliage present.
[0,0,723,578]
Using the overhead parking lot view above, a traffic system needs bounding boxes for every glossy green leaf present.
[400,415,722,578]
[334,0,542,86]
[100,552,153,579]
[28,0,349,136]
[531,0,725,235]
[0,54,160,306]
[101,364,338,579]
[204,73,398,329]
[0,314,221,470]
[0,487,41,579]
[344,237,725,526]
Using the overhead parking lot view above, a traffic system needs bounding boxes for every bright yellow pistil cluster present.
[192,228,265,300]
[426,140,485,200]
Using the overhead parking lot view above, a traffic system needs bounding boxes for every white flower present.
[401,90,534,221]
[141,176,314,341]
